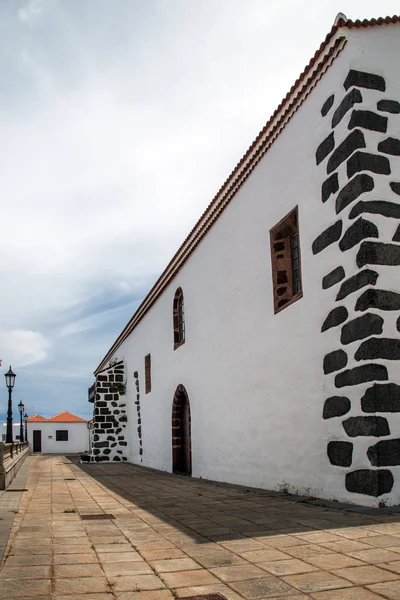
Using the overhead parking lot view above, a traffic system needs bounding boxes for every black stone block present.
[93,449,100,455]
[104,394,113,401]
[122,457,127,461]
[113,410,120,415]
[100,408,111,415]
[323,349,348,374]
[362,383,400,413]
[332,88,362,127]
[344,70,386,92]
[139,448,143,455]
[136,394,140,401]
[390,182,400,195]
[378,137,400,156]
[115,374,124,382]
[103,449,111,455]
[327,130,366,174]
[93,434,99,442]
[328,441,353,467]
[316,132,335,165]
[339,218,378,252]
[116,428,122,434]
[111,442,117,447]
[377,99,400,114]
[113,456,121,461]
[355,289,400,312]
[335,364,388,388]
[321,306,348,332]
[341,313,383,345]
[118,436,124,440]
[323,396,351,419]
[94,441,109,448]
[368,439,400,466]
[336,269,378,301]
[119,441,127,446]
[349,200,400,220]
[103,422,114,429]
[95,428,105,434]
[312,221,342,255]
[393,225,400,242]
[106,429,114,434]
[134,371,138,378]
[111,402,117,407]
[357,242,400,268]
[97,375,107,382]
[346,469,393,496]
[94,416,105,423]
[349,110,387,133]
[322,266,345,289]
[107,436,115,441]
[321,94,335,117]
[336,174,374,214]
[347,151,390,179]
[96,401,107,408]
[322,173,339,203]
[343,416,390,437]
[355,337,400,361]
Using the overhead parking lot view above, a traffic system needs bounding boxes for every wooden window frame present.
[173,287,185,350]
[145,353,151,394]
[269,206,303,314]
[56,430,68,441]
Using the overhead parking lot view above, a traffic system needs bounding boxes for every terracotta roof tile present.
[27,411,87,423]
[95,14,400,374]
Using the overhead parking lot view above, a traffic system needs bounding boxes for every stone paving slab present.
[3,455,400,598]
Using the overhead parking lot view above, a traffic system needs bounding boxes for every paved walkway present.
[2,457,400,599]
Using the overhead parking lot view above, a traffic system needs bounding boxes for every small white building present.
[27,411,89,454]
[1,422,24,442]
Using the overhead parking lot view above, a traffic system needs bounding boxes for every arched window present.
[173,288,185,349]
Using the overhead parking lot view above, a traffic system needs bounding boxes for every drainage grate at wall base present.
[80,514,115,520]
[179,595,227,600]
[6,489,28,492]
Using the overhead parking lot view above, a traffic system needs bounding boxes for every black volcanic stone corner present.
[390,182,400,195]
[321,306,348,332]
[348,110,387,133]
[377,99,400,114]
[321,94,335,117]
[316,132,335,165]
[346,469,393,496]
[344,70,386,92]
[393,225,400,242]
[327,441,353,467]
[323,349,348,374]
[336,269,378,301]
[343,416,390,437]
[368,439,400,466]
[327,130,366,174]
[350,200,400,220]
[312,220,342,255]
[322,266,345,289]
[355,338,400,362]
[339,218,378,252]
[378,138,400,156]
[322,173,339,203]
[347,151,390,179]
[331,88,362,128]
[355,289,400,312]
[335,363,388,388]
[362,383,400,413]
[357,242,400,268]
[336,174,374,214]
[323,396,351,419]
[340,313,383,345]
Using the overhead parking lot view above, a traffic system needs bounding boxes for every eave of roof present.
[94,14,399,375]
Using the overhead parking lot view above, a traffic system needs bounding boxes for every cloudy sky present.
[0,0,399,422]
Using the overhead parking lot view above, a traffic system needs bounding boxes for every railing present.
[0,442,29,490]
[1,442,29,462]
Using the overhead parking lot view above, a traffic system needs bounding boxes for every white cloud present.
[0,330,51,368]
[18,0,53,25]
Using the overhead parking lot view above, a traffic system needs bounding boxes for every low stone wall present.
[0,442,29,490]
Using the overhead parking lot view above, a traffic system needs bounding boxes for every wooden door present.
[33,430,42,452]
[182,398,192,475]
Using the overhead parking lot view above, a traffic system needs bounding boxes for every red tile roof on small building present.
[28,411,87,423]
[94,14,400,375]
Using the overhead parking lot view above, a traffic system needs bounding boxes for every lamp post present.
[24,412,28,444]
[5,366,16,444]
[18,401,24,443]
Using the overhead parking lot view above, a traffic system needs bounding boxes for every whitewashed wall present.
[104,24,400,507]
[27,422,89,454]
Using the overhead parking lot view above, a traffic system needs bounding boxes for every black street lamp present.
[18,401,24,443]
[5,366,16,444]
[24,412,28,444]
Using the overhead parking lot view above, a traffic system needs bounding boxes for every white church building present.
[90,15,400,507]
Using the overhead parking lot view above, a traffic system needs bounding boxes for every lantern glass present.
[18,401,24,414]
[5,366,16,389]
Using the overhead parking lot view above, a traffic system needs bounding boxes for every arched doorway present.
[172,385,192,475]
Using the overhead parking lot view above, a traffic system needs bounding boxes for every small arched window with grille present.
[173,288,185,349]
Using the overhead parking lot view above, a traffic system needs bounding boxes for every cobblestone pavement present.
[2,456,400,599]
